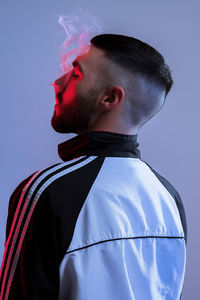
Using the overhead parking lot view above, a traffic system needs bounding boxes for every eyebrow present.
[72,60,84,73]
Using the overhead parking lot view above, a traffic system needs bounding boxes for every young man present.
[0,34,187,299]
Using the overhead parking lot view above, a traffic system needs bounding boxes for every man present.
[0,34,187,299]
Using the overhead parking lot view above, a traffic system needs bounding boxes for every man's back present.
[0,131,186,300]
[58,145,186,299]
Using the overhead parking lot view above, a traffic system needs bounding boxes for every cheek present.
[62,83,78,104]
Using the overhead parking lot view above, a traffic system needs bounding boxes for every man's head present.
[51,34,173,135]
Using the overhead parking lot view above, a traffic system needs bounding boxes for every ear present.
[101,86,125,111]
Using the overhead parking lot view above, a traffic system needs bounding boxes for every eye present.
[71,71,80,80]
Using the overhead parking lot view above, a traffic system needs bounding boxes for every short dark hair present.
[91,34,173,97]
[90,34,173,128]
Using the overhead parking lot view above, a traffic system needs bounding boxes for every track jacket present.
[0,131,187,300]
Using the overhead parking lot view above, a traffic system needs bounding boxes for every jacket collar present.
[58,131,141,161]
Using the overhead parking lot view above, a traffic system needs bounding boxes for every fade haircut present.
[90,34,173,128]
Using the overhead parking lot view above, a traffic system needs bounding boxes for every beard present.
[51,84,101,135]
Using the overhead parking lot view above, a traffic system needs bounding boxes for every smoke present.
[58,6,105,74]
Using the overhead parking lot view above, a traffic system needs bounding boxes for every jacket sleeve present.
[5,173,36,242]
[6,183,62,300]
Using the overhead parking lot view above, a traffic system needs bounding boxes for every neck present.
[77,115,139,135]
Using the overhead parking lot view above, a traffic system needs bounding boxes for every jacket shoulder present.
[144,161,187,242]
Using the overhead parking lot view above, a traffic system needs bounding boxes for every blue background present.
[1,0,199,298]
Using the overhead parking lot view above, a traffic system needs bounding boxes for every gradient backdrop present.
[1,0,199,298]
